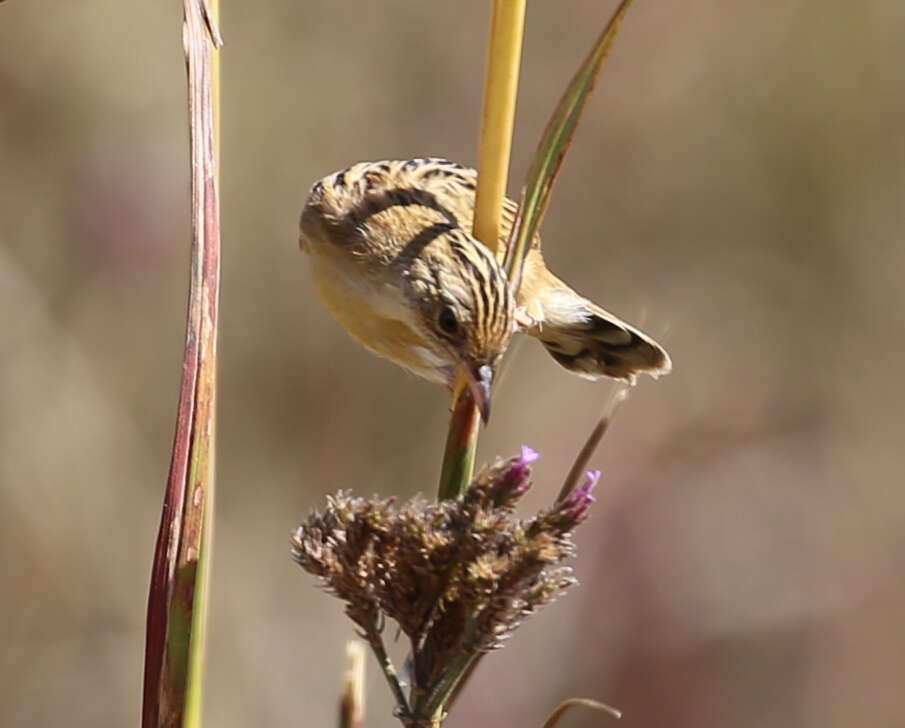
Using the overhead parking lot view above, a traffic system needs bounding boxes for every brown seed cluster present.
[291,448,596,703]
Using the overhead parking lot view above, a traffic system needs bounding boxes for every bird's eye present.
[438,306,459,336]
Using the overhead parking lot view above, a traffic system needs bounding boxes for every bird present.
[298,157,670,422]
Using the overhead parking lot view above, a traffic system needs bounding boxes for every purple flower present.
[520,445,540,464]
[499,445,540,498]
[578,469,600,499]
[465,445,541,510]
[560,469,600,524]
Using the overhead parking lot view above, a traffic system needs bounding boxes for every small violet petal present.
[520,445,540,464]
[580,469,601,496]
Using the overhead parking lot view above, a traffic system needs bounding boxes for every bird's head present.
[403,227,515,423]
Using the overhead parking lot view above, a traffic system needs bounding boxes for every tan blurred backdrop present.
[2,1,904,726]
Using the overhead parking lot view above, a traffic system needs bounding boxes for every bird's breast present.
[307,253,450,384]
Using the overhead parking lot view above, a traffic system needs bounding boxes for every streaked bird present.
[299,158,670,420]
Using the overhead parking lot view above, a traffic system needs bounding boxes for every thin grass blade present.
[503,0,635,292]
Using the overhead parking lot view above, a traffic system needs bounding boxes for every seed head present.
[291,448,596,702]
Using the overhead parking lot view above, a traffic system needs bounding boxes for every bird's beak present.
[460,362,494,424]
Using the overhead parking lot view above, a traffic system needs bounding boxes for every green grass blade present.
[503,0,635,291]
[183,479,214,727]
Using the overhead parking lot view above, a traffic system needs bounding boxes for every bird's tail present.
[523,267,671,384]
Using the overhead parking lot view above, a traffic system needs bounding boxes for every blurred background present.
[2,1,904,726]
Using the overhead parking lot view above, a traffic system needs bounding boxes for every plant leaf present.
[503,0,635,292]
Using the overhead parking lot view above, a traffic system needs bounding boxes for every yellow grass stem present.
[442,2,637,716]
[437,0,526,502]
[473,0,526,255]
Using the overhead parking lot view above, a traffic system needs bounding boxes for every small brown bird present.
[299,158,670,420]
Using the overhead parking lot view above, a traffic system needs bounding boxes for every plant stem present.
[557,387,627,502]
[416,649,479,720]
[142,3,222,726]
[473,0,526,257]
[363,626,411,721]
[442,3,638,714]
[541,698,621,727]
[436,0,526,502]
[437,379,482,501]
[183,479,215,726]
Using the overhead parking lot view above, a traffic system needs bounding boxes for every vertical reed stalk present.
[142,2,222,726]
[437,0,526,502]
[443,0,637,712]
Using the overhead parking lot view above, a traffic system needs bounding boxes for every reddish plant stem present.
[142,3,221,726]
